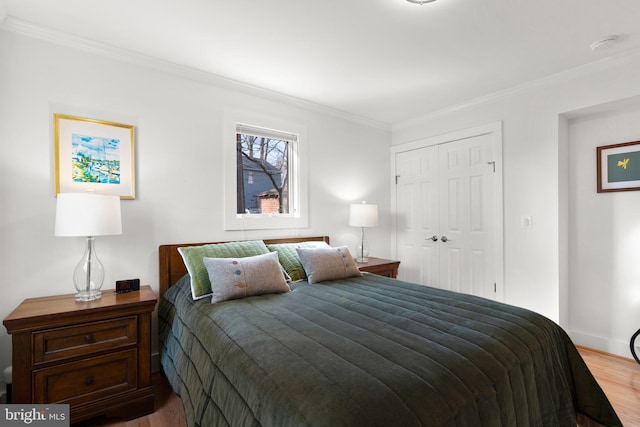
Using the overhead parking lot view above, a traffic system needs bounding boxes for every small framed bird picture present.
[597,140,640,193]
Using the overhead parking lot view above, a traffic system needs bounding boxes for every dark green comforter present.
[159,273,621,427]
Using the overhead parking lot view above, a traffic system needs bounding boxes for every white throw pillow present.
[296,246,362,284]
[203,251,290,303]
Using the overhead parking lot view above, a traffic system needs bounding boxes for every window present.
[236,124,294,215]
[224,110,308,230]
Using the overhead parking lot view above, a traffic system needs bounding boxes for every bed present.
[158,236,621,427]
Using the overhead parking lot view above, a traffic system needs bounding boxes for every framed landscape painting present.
[54,114,136,199]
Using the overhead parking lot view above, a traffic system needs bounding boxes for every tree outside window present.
[236,132,290,215]
[225,113,306,231]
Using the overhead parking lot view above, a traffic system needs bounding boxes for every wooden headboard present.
[158,236,330,297]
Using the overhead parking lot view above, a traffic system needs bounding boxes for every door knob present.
[441,236,448,242]
[427,235,438,242]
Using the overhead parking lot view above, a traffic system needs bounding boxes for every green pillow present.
[267,241,329,282]
[178,240,270,299]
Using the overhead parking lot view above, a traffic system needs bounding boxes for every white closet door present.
[438,134,495,298]
[394,133,497,300]
[395,145,439,286]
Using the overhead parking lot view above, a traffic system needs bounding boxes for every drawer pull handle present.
[85,376,94,386]
[84,334,94,344]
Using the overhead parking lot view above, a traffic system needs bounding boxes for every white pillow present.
[203,251,290,303]
[266,240,330,282]
[296,246,362,284]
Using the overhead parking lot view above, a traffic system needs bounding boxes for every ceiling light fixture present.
[590,35,619,51]
[406,0,437,4]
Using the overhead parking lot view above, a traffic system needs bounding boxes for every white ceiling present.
[2,0,640,125]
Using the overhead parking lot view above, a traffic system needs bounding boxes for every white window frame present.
[223,108,308,231]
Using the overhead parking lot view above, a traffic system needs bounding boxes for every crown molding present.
[0,16,390,131]
[393,45,640,131]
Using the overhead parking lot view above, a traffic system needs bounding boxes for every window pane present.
[236,133,289,215]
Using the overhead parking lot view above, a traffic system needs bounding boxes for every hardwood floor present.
[73,372,186,427]
[76,347,640,426]
[577,346,640,426]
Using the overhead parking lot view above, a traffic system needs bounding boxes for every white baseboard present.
[568,330,632,359]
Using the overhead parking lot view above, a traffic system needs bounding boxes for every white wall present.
[0,30,391,380]
[392,52,640,358]
[567,102,640,356]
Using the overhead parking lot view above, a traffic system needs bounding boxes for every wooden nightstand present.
[3,286,157,424]
[356,257,400,278]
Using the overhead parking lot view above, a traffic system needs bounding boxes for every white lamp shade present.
[349,202,378,228]
[55,193,122,237]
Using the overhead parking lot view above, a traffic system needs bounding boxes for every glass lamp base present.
[355,231,370,264]
[75,290,102,302]
[73,236,105,302]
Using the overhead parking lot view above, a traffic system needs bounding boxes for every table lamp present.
[55,192,122,301]
[349,201,378,263]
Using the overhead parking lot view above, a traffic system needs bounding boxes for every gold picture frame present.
[54,114,136,199]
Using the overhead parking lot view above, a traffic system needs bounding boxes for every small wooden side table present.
[3,286,157,424]
[356,257,400,278]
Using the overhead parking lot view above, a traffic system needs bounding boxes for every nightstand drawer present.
[33,349,137,405]
[356,257,400,279]
[34,316,137,364]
